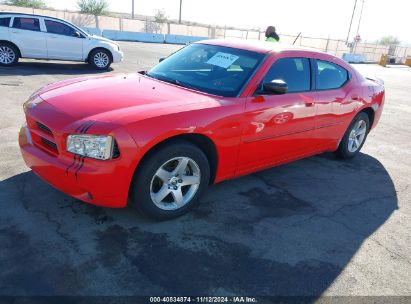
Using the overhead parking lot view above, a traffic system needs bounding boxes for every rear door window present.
[0,17,11,27]
[45,20,76,37]
[12,17,41,32]
[316,60,349,90]
[262,57,311,93]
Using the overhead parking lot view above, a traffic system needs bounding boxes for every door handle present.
[11,31,19,34]
[305,101,315,107]
[352,95,360,101]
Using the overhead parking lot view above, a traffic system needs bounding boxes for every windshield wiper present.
[147,73,197,91]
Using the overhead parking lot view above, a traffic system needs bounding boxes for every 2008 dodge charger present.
[19,39,385,220]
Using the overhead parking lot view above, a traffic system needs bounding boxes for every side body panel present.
[10,16,47,58]
[310,54,363,151]
[237,52,318,175]
[124,98,246,183]
[43,18,84,61]
[0,16,11,41]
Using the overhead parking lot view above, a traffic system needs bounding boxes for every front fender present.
[84,40,119,61]
[124,105,245,183]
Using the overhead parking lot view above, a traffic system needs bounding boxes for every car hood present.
[91,34,118,45]
[38,73,219,123]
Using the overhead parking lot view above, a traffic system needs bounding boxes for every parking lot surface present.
[0,41,410,297]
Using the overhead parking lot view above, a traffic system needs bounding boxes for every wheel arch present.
[359,107,375,129]
[86,47,113,63]
[0,40,21,58]
[135,133,219,185]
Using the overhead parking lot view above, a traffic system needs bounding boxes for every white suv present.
[0,12,124,70]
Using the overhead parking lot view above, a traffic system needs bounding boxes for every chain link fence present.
[1,4,410,64]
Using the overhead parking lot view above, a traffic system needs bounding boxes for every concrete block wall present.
[164,34,208,45]
[82,27,102,36]
[102,30,165,43]
[101,30,207,45]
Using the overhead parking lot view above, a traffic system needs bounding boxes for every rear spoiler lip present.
[365,76,384,85]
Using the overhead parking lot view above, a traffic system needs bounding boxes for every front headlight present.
[66,135,114,160]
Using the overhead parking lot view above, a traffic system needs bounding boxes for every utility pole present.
[132,0,135,19]
[179,0,182,24]
[356,0,365,35]
[346,0,357,44]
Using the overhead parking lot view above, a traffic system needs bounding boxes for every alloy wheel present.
[0,46,16,65]
[93,52,109,68]
[150,157,201,211]
[347,119,367,153]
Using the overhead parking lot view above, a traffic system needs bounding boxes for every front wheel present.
[129,141,210,220]
[335,112,370,159]
[89,49,112,70]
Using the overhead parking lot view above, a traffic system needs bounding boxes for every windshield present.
[69,22,89,37]
[147,43,264,97]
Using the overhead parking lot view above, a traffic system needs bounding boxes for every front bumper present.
[19,124,131,208]
[112,50,124,63]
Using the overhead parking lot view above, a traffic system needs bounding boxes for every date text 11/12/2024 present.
[149,296,257,303]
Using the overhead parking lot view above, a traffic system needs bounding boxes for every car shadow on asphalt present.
[0,152,397,296]
[0,61,111,76]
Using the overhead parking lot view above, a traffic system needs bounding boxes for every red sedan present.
[19,39,385,219]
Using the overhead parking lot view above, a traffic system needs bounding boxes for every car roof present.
[197,38,325,55]
[0,11,88,33]
[0,11,77,24]
[0,11,55,18]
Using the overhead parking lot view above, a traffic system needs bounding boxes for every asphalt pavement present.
[0,41,410,297]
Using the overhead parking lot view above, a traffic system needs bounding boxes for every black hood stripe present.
[67,120,97,179]
[74,157,85,180]
[75,120,96,134]
[66,154,78,176]
[82,121,96,133]
[72,156,84,171]
[75,122,87,133]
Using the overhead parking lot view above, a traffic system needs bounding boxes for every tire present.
[130,140,210,220]
[0,42,19,67]
[88,49,112,70]
[335,112,370,159]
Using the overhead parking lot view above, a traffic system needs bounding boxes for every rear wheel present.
[89,49,112,70]
[0,43,19,66]
[335,112,370,159]
[130,141,210,220]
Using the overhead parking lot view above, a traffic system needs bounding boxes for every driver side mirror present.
[159,57,166,63]
[73,31,82,38]
[262,79,288,95]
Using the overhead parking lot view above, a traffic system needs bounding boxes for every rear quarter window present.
[316,60,350,90]
[0,17,11,27]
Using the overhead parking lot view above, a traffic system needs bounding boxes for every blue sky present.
[45,0,410,43]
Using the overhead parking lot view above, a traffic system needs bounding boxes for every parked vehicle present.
[0,12,123,70]
[19,39,385,220]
